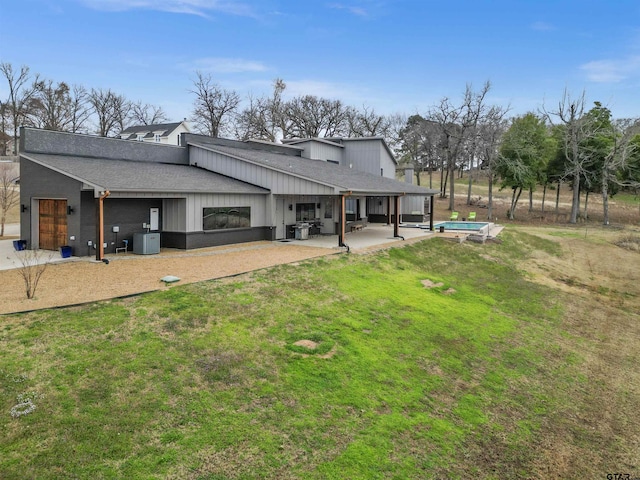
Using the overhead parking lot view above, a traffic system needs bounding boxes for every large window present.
[296,203,316,222]
[203,207,251,230]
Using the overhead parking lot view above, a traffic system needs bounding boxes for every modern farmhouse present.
[19,127,438,258]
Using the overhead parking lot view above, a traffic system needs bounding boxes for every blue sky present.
[1,0,640,124]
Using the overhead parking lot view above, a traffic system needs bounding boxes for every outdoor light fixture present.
[317,203,321,208]
[21,204,28,212]
[67,205,75,215]
[288,204,293,210]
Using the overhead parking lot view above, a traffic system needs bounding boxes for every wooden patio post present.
[96,190,110,261]
[386,196,391,225]
[339,194,346,246]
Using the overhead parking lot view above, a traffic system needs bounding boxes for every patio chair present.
[449,211,459,221]
[468,212,476,221]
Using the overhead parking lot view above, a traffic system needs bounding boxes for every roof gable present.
[189,141,437,196]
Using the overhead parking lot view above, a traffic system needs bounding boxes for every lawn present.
[1,228,639,479]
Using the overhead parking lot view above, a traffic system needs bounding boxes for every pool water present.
[434,221,489,231]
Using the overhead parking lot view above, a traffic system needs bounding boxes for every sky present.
[2,0,640,125]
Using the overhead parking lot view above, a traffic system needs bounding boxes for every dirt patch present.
[442,288,456,295]
[421,279,444,288]
[293,340,319,349]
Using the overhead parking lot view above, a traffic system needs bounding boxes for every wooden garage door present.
[39,199,67,251]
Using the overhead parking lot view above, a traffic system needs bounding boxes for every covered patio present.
[277,222,436,252]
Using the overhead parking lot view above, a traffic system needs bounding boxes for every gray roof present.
[190,142,438,196]
[23,153,269,194]
[120,122,185,140]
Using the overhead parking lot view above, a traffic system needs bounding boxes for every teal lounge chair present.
[450,211,459,221]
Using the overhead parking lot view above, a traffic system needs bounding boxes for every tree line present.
[396,85,640,225]
[2,62,640,224]
[0,63,404,153]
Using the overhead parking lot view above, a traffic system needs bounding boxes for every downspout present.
[96,190,110,262]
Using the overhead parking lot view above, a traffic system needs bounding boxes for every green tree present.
[497,113,553,219]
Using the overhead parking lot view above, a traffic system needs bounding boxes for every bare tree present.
[542,90,589,224]
[68,85,91,133]
[129,101,170,126]
[283,95,349,138]
[0,162,19,236]
[235,78,286,142]
[0,63,40,154]
[382,112,408,156]
[0,100,9,155]
[398,114,443,186]
[595,117,640,224]
[16,249,53,299]
[345,105,388,137]
[89,88,131,137]
[190,71,240,137]
[477,105,509,219]
[27,79,76,131]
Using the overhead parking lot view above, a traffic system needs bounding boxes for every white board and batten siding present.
[191,147,335,196]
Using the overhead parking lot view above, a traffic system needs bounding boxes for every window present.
[154,134,161,143]
[136,135,144,142]
[296,203,315,222]
[203,207,250,230]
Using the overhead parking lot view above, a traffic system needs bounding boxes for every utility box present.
[133,232,160,255]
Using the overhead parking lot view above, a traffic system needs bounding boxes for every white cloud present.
[327,3,369,17]
[77,0,256,18]
[531,21,555,31]
[581,56,640,83]
[190,57,269,74]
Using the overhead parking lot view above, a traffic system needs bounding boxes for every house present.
[19,127,438,258]
[119,121,191,145]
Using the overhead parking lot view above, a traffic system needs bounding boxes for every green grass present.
[0,231,618,478]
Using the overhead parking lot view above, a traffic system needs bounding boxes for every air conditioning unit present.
[133,232,160,254]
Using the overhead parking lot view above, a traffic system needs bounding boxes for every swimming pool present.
[434,221,490,233]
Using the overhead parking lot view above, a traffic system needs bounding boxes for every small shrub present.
[614,234,640,253]
[16,249,53,299]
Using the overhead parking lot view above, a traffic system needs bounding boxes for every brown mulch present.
[0,242,335,315]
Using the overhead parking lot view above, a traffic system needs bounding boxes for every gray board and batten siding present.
[189,145,336,196]
[188,142,433,196]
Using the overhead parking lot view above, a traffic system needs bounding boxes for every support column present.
[95,190,110,261]
[386,196,391,225]
[429,194,435,231]
[339,194,346,246]
[394,195,400,238]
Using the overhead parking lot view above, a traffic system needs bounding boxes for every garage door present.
[39,199,68,251]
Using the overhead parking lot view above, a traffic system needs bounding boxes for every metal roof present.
[22,153,269,194]
[190,142,438,196]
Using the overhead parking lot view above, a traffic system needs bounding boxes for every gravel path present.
[0,241,335,315]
